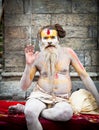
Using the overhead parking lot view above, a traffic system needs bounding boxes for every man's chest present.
[36,56,71,73]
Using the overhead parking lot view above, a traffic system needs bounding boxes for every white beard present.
[43,49,58,79]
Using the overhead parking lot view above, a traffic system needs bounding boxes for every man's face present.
[40,28,59,50]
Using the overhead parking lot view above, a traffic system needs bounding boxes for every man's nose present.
[48,42,52,45]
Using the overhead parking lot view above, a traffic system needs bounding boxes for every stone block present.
[5,0,24,14]
[4,38,29,51]
[29,0,72,14]
[66,14,97,26]
[31,14,51,27]
[72,0,97,13]
[60,38,97,50]
[5,26,29,39]
[5,51,25,69]
[4,14,30,26]
[88,26,97,38]
[54,14,97,27]
[4,67,24,74]
[0,81,25,100]
[0,81,36,100]
[51,14,67,25]
[91,50,99,66]
[85,66,99,73]
[64,26,88,38]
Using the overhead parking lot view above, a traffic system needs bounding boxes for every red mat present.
[0,100,99,130]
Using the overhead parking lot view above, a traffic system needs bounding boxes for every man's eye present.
[50,36,55,39]
[43,36,48,39]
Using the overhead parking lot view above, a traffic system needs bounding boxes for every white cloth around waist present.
[28,91,69,104]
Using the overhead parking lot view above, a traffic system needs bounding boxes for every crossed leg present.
[9,100,73,130]
[41,101,73,121]
[24,98,46,130]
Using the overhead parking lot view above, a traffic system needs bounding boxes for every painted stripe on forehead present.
[41,29,57,37]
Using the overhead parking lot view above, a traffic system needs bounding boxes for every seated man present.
[9,24,99,130]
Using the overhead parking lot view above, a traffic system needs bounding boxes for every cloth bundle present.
[69,89,99,114]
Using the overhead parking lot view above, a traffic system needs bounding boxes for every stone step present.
[1,72,99,77]
[0,80,99,100]
[1,72,38,81]
[0,81,36,100]
[1,72,99,81]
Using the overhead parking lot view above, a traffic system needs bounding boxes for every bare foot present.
[8,104,25,114]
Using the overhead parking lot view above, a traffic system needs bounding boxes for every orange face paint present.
[41,29,57,40]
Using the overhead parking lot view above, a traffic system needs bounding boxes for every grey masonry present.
[0,0,98,100]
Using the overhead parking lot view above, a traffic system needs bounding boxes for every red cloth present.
[0,100,99,130]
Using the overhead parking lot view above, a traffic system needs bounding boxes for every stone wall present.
[0,0,99,100]
[4,0,99,73]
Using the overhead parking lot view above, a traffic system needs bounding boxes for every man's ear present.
[55,24,66,38]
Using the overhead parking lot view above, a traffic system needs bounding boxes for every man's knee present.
[55,102,73,121]
[63,108,73,121]
[56,108,73,121]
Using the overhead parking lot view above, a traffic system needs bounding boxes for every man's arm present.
[20,65,37,91]
[68,48,99,104]
[20,45,39,91]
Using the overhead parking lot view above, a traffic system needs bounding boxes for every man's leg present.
[24,98,46,130]
[41,102,73,121]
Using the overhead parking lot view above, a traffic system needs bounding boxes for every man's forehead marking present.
[42,29,57,35]
[47,29,50,35]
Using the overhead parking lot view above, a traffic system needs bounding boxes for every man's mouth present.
[45,45,56,49]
